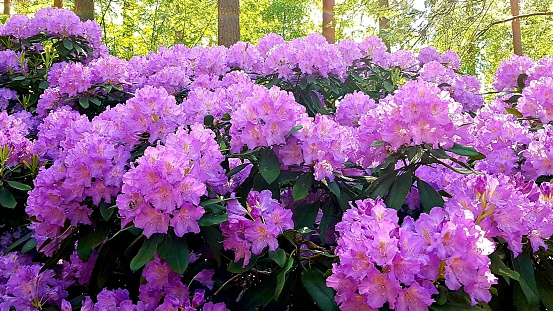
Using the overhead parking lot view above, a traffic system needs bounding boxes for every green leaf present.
[200,227,223,266]
[269,248,287,268]
[100,204,116,221]
[228,255,259,273]
[62,38,74,50]
[226,163,251,177]
[286,125,303,138]
[517,73,528,89]
[3,231,33,254]
[198,214,228,227]
[512,252,540,309]
[535,273,553,310]
[326,180,341,197]
[275,256,294,300]
[204,114,214,126]
[130,234,164,272]
[21,238,37,253]
[0,188,17,209]
[77,225,111,261]
[301,268,340,311]
[78,97,90,109]
[489,251,519,284]
[258,149,280,185]
[385,169,414,210]
[39,81,49,89]
[294,202,319,230]
[89,97,102,106]
[505,107,523,118]
[293,173,313,201]
[446,143,485,160]
[371,140,385,147]
[157,232,189,274]
[367,167,397,199]
[383,80,394,92]
[417,178,444,213]
[7,180,32,191]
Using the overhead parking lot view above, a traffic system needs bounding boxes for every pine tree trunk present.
[218,0,240,47]
[322,0,335,43]
[379,0,390,51]
[510,0,523,55]
[74,0,95,22]
[54,0,63,8]
[4,0,10,16]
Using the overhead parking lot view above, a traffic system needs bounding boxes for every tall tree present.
[323,0,335,43]
[218,0,240,47]
[4,0,10,15]
[378,0,389,50]
[74,0,94,21]
[54,0,62,8]
[510,0,523,55]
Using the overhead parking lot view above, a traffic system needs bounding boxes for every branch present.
[476,12,553,39]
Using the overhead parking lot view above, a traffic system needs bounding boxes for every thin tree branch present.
[476,12,553,39]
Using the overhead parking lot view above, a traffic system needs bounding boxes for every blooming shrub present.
[1,8,553,311]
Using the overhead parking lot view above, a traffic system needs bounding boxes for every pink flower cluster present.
[133,256,228,311]
[523,125,553,178]
[0,8,104,53]
[229,85,310,152]
[443,173,553,256]
[117,124,226,237]
[221,190,294,266]
[0,111,34,167]
[327,198,496,310]
[517,76,553,123]
[359,79,465,151]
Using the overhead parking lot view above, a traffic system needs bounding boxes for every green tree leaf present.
[130,234,164,272]
[269,248,287,268]
[489,251,519,284]
[0,188,17,209]
[293,172,313,201]
[7,180,32,191]
[512,252,540,309]
[446,143,485,160]
[417,178,444,213]
[385,169,413,210]
[198,214,228,227]
[258,148,280,185]
[301,267,339,311]
[157,232,189,275]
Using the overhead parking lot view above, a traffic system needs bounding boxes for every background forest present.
[3,0,553,85]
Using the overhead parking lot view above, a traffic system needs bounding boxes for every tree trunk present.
[510,0,522,55]
[4,0,10,16]
[218,0,240,47]
[74,0,95,22]
[322,0,335,43]
[378,0,390,51]
[54,0,63,8]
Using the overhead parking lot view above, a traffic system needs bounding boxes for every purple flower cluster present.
[328,198,496,310]
[138,256,228,311]
[117,124,226,237]
[0,8,104,53]
[0,88,19,110]
[518,76,553,123]
[522,125,553,179]
[444,173,553,255]
[0,252,70,310]
[359,80,465,151]
[462,104,530,175]
[229,85,310,152]
[221,190,293,266]
[0,111,34,167]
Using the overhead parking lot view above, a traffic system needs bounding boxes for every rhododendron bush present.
[1,9,553,311]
